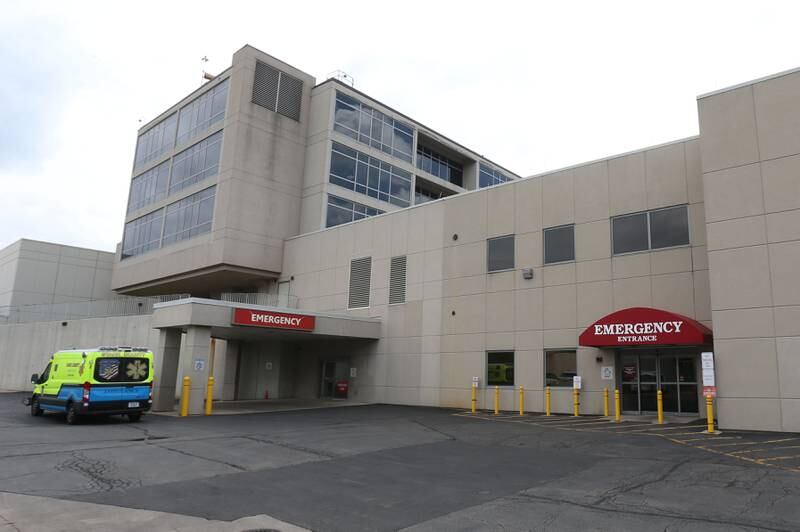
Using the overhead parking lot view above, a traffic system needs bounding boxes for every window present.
[544,224,575,264]
[176,78,228,147]
[334,91,414,162]
[128,160,170,213]
[416,146,463,186]
[326,195,384,228]
[545,350,577,387]
[169,131,223,195]
[348,257,372,309]
[612,205,689,255]
[252,61,304,121]
[162,186,216,245]
[487,235,515,272]
[122,209,164,259]
[487,351,514,386]
[95,358,150,383]
[329,142,412,207]
[134,113,177,169]
[479,164,512,188]
[389,255,407,304]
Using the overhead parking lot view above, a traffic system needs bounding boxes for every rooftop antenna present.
[201,56,216,82]
[327,70,354,87]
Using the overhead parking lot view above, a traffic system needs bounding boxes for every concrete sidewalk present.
[155,397,370,416]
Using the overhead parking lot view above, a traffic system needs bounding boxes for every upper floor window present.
[169,131,223,195]
[487,235,515,272]
[176,78,228,147]
[544,224,575,264]
[416,146,463,187]
[329,142,411,207]
[162,186,216,246]
[122,209,164,259]
[479,164,512,188]
[612,205,689,255]
[326,194,384,228]
[128,160,170,213]
[134,113,177,169]
[334,91,414,163]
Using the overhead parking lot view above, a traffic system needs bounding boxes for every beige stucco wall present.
[698,68,800,432]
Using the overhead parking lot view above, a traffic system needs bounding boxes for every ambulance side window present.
[39,363,52,383]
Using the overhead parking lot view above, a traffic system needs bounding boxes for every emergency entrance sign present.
[702,352,716,397]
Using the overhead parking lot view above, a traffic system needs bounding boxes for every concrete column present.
[179,326,212,415]
[152,328,182,412]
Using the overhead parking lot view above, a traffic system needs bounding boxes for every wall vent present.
[348,257,372,309]
[389,256,407,304]
[252,60,303,121]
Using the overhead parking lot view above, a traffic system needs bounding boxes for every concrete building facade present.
[1,45,799,431]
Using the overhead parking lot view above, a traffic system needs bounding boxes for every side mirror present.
[30,374,39,384]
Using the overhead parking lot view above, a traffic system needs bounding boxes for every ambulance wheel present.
[30,396,43,417]
[128,413,142,422]
[65,403,80,425]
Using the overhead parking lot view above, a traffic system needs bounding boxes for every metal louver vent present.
[348,257,372,309]
[252,61,280,111]
[252,60,303,122]
[276,72,303,121]
[389,256,407,304]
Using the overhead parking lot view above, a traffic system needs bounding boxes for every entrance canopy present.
[579,307,712,347]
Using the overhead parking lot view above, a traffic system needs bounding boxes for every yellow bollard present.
[179,376,190,417]
[603,388,609,417]
[494,385,499,415]
[614,389,621,423]
[657,389,664,425]
[205,376,215,416]
[706,395,715,433]
[545,386,551,416]
[519,385,525,416]
[573,388,580,417]
[471,384,477,414]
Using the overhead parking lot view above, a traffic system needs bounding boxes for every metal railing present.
[220,292,297,308]
[0,295,189,324]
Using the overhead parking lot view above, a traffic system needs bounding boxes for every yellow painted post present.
[179,376,191,417]
[603,388,609,417]
[494,385,499,415]
[573,388,580,417]
[205,376,215,416]
[707,395,715,432]
[657,389,664,424]
[519,385,525,416]
[471,384,477,414]
[545,386,551,416]
[614,389,621,423]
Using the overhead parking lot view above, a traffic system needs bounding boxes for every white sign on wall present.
[472,376,480,388]
[601,366,614,380]
[350,367,357,378]
[701,352,715,386]
[193,359,205,372]
[265,362,273,371]
[573,376,582,389]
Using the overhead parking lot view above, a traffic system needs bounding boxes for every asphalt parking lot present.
[2,392,800,531]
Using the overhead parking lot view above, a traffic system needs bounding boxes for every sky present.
[0,0,798,251]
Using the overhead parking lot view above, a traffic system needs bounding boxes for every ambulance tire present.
[128,413,142,422]
[30,396,43,417]
[65,403,80,425]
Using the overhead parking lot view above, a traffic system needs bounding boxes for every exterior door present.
[320,361,336,398]
[619,349,700,414]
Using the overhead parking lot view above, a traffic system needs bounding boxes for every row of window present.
[487,350,577,387]
[416,146,464,187]
[334,91,414,163]
[348,255,407,308]
[326,194,385,228]
[478,163,512,188]
[329,142,412,207]
[134,78,229,169]
[128,131,222,213]
[486,205,690,271]
[121,187,216,259]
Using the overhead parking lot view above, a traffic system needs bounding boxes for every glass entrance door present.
[619,349,699,414]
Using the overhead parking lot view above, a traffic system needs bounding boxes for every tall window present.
[162,187,216,245]
[545,350,577,387]
[487,235,515,272]
[416,146,463,186]
[169,131,223,194]
[326,195,384,228]
[329,142,412,207]
[612,205,689,255]
[176,78,228,147]
[479,164,512,188]
[128,160,170,213]
[333,91,414,163]
[122,210,164,259]
[544,224,575,264]
[487,351,515,386]
[134,114,177,169]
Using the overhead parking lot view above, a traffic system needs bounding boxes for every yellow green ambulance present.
[25,346,154,424]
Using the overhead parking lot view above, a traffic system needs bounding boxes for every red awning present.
[579,307,712,347]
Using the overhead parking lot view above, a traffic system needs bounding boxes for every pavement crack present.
[152,443,247,471]
[241,435,338,458]
[0,511,21,532]
[55,451,141,493]
[593,458,691,506]
[410,419,457,440]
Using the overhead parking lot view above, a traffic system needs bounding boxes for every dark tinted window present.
[487,351,514,386]
[487,235,515,272]
[544,225,575,264]
[545,350,577,387]
[650,205,689,249]
[612,212,649,254]
[95,358,150,383]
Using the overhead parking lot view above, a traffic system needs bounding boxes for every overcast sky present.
[0,1,797,251]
